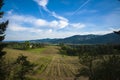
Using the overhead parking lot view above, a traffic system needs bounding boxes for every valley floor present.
[4,46,88,80]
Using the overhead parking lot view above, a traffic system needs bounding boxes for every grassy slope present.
[26,48,46,54]
[4,46,81,80]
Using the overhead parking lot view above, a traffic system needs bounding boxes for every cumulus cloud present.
[58,20,68,28]
[34,19,48,26]
[34,0,69,28]
[7,13,71,30]
[70,23,86,28]
[9,24,27,31]
[8,23,42,33]
[5,10,86,40]
[8,14,50,28]
[8,14,35,24]
[47,29,52,33]
[34,0,93,30]
[34,0,48,7]
[49,20,58,27]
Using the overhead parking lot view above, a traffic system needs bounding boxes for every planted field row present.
[4,46,80,80]
[39,54,80,80]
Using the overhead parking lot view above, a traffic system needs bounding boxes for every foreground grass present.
[4,46,81,80]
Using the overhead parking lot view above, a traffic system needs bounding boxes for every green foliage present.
[59,44,120,57]
[94,55,120,80]
[13,55,35,80]
[0,0,9,79]
[78,52,97,80]
[76,67,90,77]
[26,48,45,54]
[6,42,46,50]
[24,41,30,50]
[0,0,4,9]
[0,56,12,80]
[79,53,95,66]
[59,44,120,80]
[75,44,120,80]
[59,44,77,56]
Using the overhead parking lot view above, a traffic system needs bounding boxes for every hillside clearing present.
[4,46,83,80]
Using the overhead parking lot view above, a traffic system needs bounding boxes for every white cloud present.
[9,24,27,31]
[34,0,91,31]
[33,0,69,29]
[34,0,48,7]
[29,28,42,33]
[49,20,58,27]
[8,23,42,33]
[58,20,69,28]
[70,23,86,28]
[5,11,87,41]
[7,14,51,28]
[80,30,113,35]
[7,9,14,15]
[8,14,35,23]
[35,19,48,26]
[7,13,70,29]
[47,29,52,33]
[109,27,120,31]
[52,12,68,21]
[6,28,115,41]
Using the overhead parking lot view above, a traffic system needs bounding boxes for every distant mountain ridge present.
[30,33,120,44]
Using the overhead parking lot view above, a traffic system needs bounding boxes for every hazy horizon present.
[4,31,115,41]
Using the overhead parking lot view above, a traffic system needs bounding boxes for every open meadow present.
[3,46,84,80]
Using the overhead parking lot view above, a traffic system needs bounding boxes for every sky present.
[1,0,120,40]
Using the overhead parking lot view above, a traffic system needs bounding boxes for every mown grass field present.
[3,46,85,80]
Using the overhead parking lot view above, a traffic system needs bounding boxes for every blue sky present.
[1,0,120,40]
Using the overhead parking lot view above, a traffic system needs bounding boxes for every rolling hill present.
[29,33,120,44]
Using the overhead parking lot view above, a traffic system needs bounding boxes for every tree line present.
[59,43,120,56]
[59,43,120,80]
[6,41,47,50]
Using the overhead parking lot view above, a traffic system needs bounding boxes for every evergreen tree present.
[0,0,9,79]
[13,55,35,80]
[0,0,9,56]
[0,1,35,80]
[114,30,120,35]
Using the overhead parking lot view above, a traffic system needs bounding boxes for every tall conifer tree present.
[0,0,9,79]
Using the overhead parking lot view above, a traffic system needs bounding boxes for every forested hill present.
[30,33,120,44]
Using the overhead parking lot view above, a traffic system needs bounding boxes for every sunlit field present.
[4,46,82,80]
